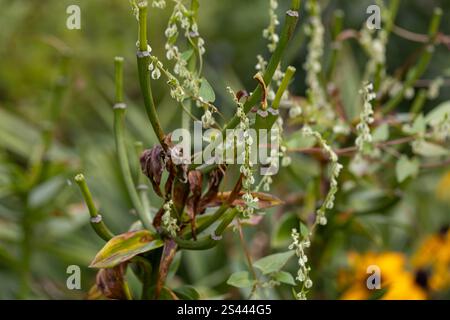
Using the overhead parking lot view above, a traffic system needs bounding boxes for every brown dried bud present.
[140,145,165,197]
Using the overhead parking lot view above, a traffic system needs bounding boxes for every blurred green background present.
[0,0,449,299]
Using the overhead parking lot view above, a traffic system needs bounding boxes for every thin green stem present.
[136,4,166,147]
[115,57,124,103]
[181,204,229,240]
[410,89,427,115]
[135,141,153,223]
[175,208,239,250]
[114,107,153,230]
[272,66,296,110]
[74,174,114,241]
[327,10,344,80]
[138,2,148,52]
[383,8,442,114]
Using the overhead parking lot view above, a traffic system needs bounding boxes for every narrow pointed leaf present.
[90,230,163,268]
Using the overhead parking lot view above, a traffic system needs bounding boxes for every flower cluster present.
[262,0,280,53]
[152,0,166,9]
[355,83,376,155]
[228,87,258,217]
[302,125,343,226]
[289,228,312,300]
[161,200,179,237]
[163,1,204,96]
[304,0,332,118]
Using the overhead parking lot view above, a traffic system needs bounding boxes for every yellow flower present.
[340,251,427,300]
[412,228,450,292]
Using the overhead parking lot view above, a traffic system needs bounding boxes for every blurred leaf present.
[173,286,200,300]
[368,287,388,300]
[199,77,216,103]
[90,230,163,268]
[253,251,294,275]
[227,271,255,288]
[413,140,449,157]
[372,123,389,142]
[43,203,89,239]
[411,114,426,135]
[396,156,419,183]
[28,176,66,209]
[272,213,298,248]
[299,222,309,238]
[272,271,296,285]
[425,101,450,125]
[181,49,194,61]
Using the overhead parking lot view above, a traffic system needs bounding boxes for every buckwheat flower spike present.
[355,82,376,155]
[162,200,179,237]
[304,0,333,117]
[301,125,343,226]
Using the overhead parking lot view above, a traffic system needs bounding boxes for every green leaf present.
[395,156,420,183]
[90,230,163,268]
[181,49,194,61]
[411,114,426,135]
[372,123,389,142]
[272,271,296,285]
[199,77,215,102]
[425,101,450,125]
[368,287,389,300]
[28,176,66,209]
[173,286,200,300]
[271,213,299,248]
[253,251,295,275]
[227,271,255,288]
[299,222,309,238]
[413,140,449,157]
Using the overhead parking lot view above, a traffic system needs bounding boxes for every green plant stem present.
[374,0,400,91]
[236,220,259,299]
[327,9,344,80]
[181,204,229,240]
[135,141,153,223]
[383,8,442,114]
[273,66,296,110]
[114,107,153,231]
[74,174,114,241]
[175,208,239,250]
[114,56,153,230]
[136,4,166,147]
[138,2,148,52]
[192,0,300,169]
[411,89,427,115]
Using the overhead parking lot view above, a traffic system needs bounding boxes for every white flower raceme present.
[289,127,343,300]
[304,0,332,118]
[355,83,376,155]
[161,200,179,237]
[289,228,312,300]
[152,0,166,8]
[228,87,258,217]
[301,125,343,226]
[262,0,280,53]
